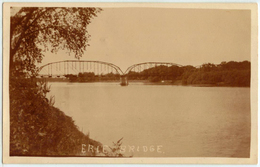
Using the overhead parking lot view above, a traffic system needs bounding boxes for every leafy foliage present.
[10,77,101,156]
[128,61,250,87]
[127,65,184,81]
[9,7,103,156]
[64,72,120,82]
[182,61,250,86]
[10,7,102,76]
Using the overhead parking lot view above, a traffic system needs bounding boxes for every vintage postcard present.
[2,3,258,164]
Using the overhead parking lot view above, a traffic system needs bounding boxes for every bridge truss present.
[124,62,182,74]
[38,60,183,79]
[38,60,124,77]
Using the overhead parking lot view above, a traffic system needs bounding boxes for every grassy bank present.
[10,78,102,156]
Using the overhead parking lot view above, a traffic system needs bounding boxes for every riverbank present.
[10,78,103,156]
[133,80,250,87]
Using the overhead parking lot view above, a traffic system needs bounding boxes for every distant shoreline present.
[139,80,250,87]
[39,78,250,87]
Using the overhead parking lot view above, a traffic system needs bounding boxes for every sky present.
[38,8,251,72]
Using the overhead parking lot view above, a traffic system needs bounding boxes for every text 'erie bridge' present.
[38,60,182,86]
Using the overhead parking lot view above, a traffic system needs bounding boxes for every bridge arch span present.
[38,60,124,77]
[124,62,182,74]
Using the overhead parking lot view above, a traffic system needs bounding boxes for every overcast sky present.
[38,8,251,72]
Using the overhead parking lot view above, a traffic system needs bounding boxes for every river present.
[48,82,250,157]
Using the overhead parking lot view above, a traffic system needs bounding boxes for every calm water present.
[48,82,250,157]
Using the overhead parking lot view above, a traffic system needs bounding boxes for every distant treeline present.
[65,61,250,87]
[65,72,120,82]
[128,61,250,87]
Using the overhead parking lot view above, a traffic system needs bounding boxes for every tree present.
[9,7,103,156]
[10,7,102,77]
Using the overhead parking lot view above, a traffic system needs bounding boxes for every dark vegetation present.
[128,61,250,87]
[64,72,120,82]
[10,76,101,156]
[61,61,250,87]
[9,7,107,156]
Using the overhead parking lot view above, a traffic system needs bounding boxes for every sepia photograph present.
[2,3,258,164]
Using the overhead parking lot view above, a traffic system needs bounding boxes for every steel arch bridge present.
[124,62,182,74]
[38,60,183,85]
[38,60,124,77]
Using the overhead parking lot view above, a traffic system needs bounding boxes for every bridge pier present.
[120,75,128,86]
